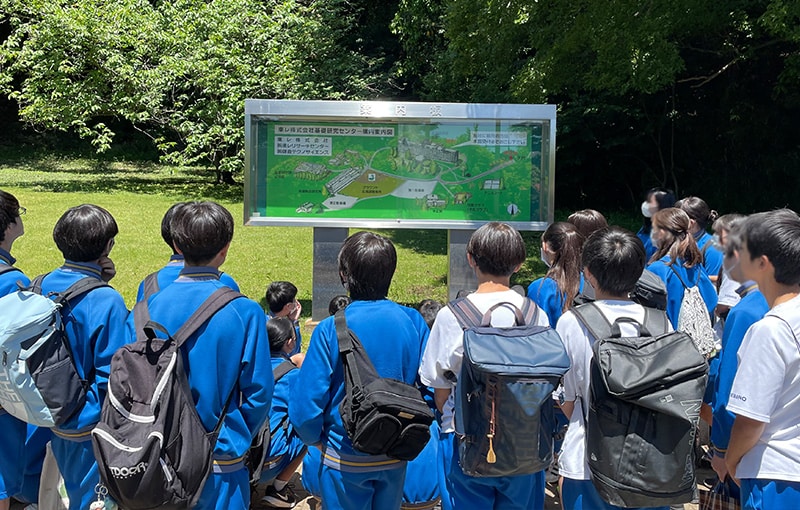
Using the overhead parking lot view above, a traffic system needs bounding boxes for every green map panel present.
[257,120,544,222]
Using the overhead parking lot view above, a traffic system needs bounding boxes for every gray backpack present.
[572,303,708,507]
[92,288,242,510]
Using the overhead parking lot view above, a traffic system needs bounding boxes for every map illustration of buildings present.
[263,121,544,222]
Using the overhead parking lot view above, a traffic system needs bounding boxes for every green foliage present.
[0,0,391,175]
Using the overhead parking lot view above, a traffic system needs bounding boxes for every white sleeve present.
[556,311,591,403]
[419,307,464,389]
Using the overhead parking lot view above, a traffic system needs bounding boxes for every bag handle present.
[448,297,539,329]
[572,302,668,340]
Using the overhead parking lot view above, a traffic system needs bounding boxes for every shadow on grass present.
[11,173,244,202]
[377,229,447,256]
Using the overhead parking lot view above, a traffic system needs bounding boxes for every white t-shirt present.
[418,290,549,433]
[727,293,800,482]
[556,301,660,480]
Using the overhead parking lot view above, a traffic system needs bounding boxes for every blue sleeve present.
[0,267,29,296]
[289,319,335,446]
[703,246,723,277]
[237,303,273,440]
[697,270,718,315]
[220,272,240,292]
[87,289,131,406]
[646,261,681,328]
[527,277,563,327]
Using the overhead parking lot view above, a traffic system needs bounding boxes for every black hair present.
[338,231,397,301]
[53,204,118,262]
[266,281,299,314]
[742,209,800,285]
[418,299,444,329]
[467,222,526,277]
[170,201,234,265]
[0,190,20,244]
[542,222,584,312]
[328,294,351,316]
[675,196,719,231]
[641,187,676,234]
[567,209,608,242]
[267,316,295,353]
[582,227,645,296]
[161,202,187,254]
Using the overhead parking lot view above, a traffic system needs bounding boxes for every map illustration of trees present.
[259,120,545,222]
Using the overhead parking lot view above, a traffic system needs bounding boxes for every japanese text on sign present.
[275,125,395,136]
[471,131,527,146]
[275,136,333,156]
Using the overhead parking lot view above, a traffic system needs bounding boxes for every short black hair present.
[266,281,298,314]
[742,209,800,285]
[161,202,187,254]
[328,294,351,316]
[267,316,295,353]
[646,187,676,210]
[338,231,397,301]
[467,222,526,277]
[53,204,118,262]
[170,201,234,265]
[418,299,443,329]
[582,227,646,296]
[0,190,20,244]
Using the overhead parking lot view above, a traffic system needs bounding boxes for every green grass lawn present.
[1,152,560,340]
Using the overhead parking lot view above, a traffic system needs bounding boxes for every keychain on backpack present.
[89,484,117,510]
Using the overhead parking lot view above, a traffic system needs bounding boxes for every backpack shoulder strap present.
[519,298,540,326]
[273,360,296,383]
[570,302,614,341]
[447,297,483,330]
[57,277,109,305]
[669,264,690,289]
[29,273,48,294]
[170,287,244,348]
[142,272,160,301]
[640,307,670,335]
[334,309,379,392]
[0,265,20,276]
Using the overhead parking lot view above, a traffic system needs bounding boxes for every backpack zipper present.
[486,377,497,464]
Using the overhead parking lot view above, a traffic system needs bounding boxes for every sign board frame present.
[244,99,556,230]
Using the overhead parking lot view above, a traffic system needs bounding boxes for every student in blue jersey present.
[135,202,239,302]
[420,222,550,510]
[0,190,29,510]
[703,219,768,500]
[637,187,676,261]
[527,222,585,327]
[130,201,272,510]
[289,231,429,510]
[37,205,129,510]
[725,209,800,510]
[556,227,668,510]
[675,196,724,283]
[646,207,717,328]
[266,281,304,360]
[258,317,306,508]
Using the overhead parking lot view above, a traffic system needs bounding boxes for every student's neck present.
[0,240,11,253]
[475,278,511,293]
[761,282,800,309]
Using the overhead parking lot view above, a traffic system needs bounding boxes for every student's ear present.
[466,252,476,268]
[583,267,599,289]
[512,263,522,274]
[173,243,183,255]
[101,238,115,257]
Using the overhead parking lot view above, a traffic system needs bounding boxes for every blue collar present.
[168,254,185,266]
[177,266,221,281]
[736,281,759,297]
[61,260,103,279]
[0,247,15,266]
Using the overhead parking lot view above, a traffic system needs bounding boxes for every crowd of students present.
[1,187,799,510]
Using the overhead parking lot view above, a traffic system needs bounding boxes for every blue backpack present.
[0,274,107,427]
[449,298,570,477]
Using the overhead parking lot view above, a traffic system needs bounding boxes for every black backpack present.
[91,288,243,510]
[335,310,434,461]
[246,360,297,486]
[573,269,667,310]
[572,303,708,508]
[449,298,570,477]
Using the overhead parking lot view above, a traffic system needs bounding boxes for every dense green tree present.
[0,0,392,181]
